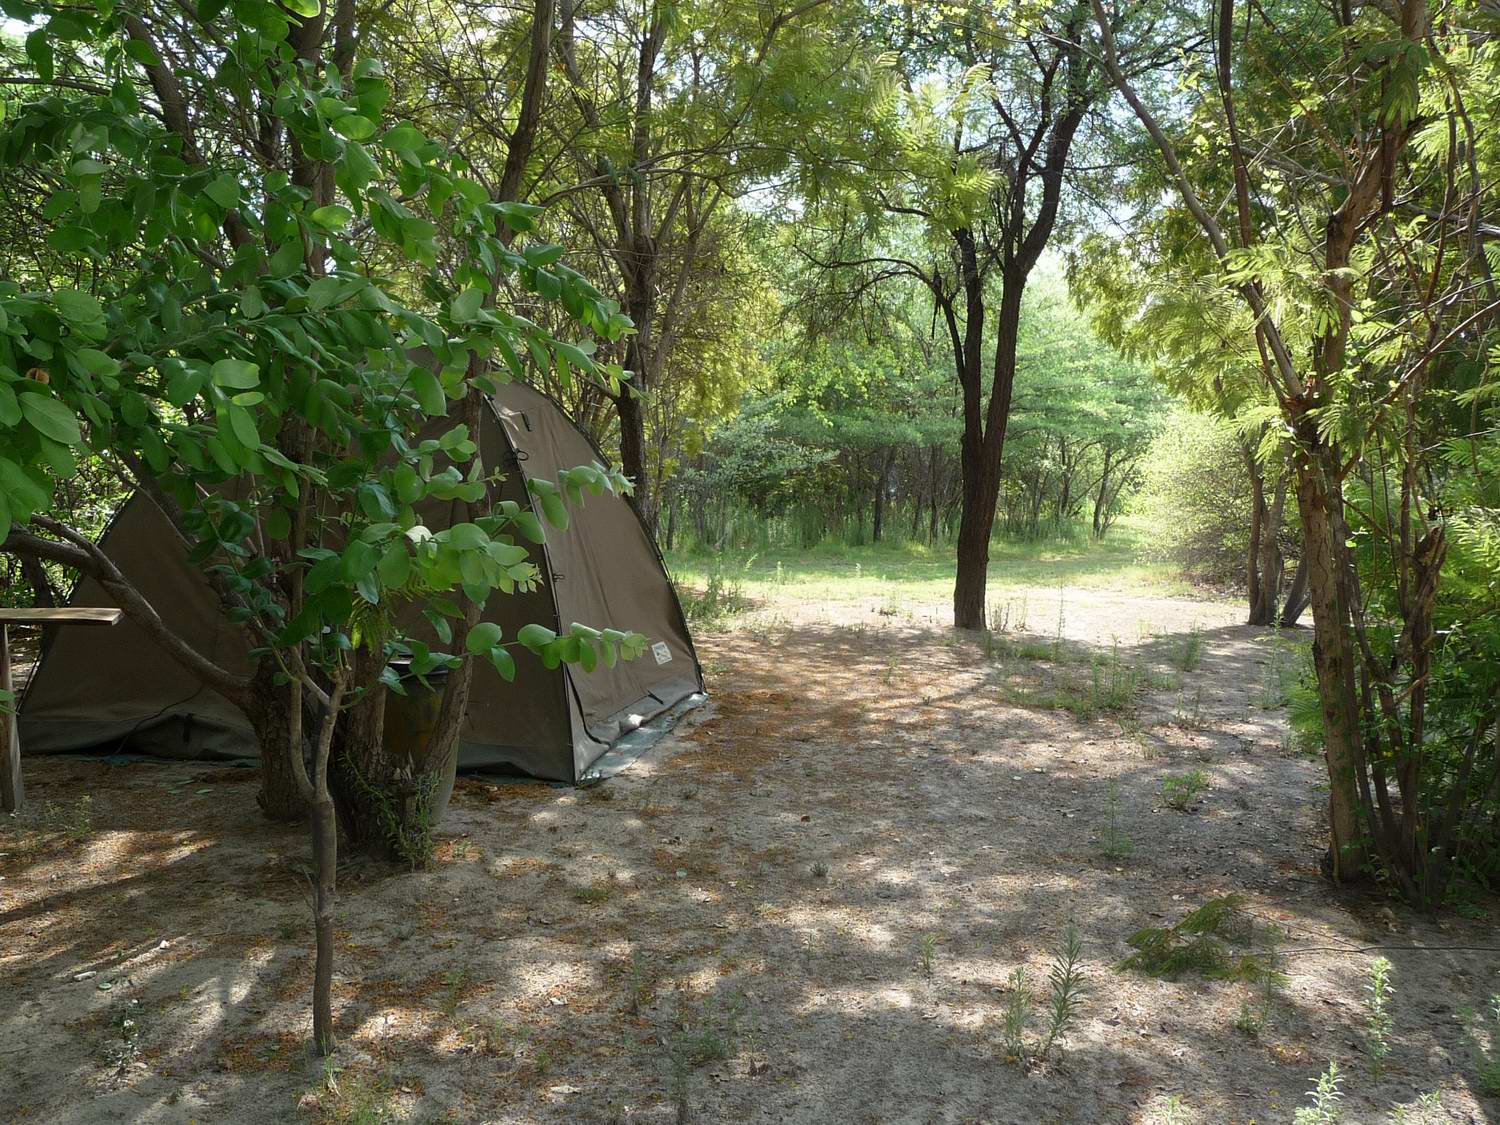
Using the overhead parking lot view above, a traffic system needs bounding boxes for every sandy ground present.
[2,578,1498,1124]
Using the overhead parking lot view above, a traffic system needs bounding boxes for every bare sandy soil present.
[3,578,1498,1124]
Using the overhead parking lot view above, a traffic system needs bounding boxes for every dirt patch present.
[2,583,1496,1124]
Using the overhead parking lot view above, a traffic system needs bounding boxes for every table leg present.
[1,623,22,813]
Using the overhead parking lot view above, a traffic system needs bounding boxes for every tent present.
[18,380,704,783]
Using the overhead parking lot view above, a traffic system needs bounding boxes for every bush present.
[1133,411,1250,587]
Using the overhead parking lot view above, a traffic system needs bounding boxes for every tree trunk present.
[617,382,654,530]
[873,450,893,543]
[249,665,307,822]
[1092,450,1114,538]
[1258,474,1287,618]
[1246,451,1273,625]
[328,648,390,851]
[928,447,941,544]
[1293,454,1366,880]
[953,448,1004,628]
[311,792,338,1054]
[1280,553,1310,626]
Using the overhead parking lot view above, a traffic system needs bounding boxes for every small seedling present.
[999,967,1031,1061]
[43,794,96,840]
[1172,684,1208,728]
[625,951,654,1015]
[809,860,830,879]
[994,925,1087,1067]
[916,932,939,979]
[1097,781,1133,862]
[1292,1060,1344,1124]
[574,881,612,904]
[1389,1091,1443,1123]
[667,992,746,1122]
[1161,770,1208,811]
[439,969,469,1018]
[1171,626,1204,672]
[1039,924,1086,1058]
[1365,957,1393,1077]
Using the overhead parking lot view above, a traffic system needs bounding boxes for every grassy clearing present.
[667,519,1198,625]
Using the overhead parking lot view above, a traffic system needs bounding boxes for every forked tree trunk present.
[1293,453,1366,879]
[1280,554,1310,626]
[953,276,1023,629]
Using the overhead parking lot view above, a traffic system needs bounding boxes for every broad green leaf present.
[410,366,446,415]
[53,289,103,324]
[19,393,82,445]
[212,358,260,389]
[465,621,503,653]
[333,115,377,141]
[450,287,485,322]
[204,174,240,209]
[517,623,556,650]
[310,204,352,230]
[489,647,516,682]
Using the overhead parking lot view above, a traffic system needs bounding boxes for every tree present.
[1091,0,1500,899]
[796,0,1146,626]
[1,0,641,1049]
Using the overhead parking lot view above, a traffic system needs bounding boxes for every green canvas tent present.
[19,381,703,783]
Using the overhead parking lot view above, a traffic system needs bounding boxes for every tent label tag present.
[651,642,672,665]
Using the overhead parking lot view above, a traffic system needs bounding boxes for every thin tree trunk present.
[1280,554,1310,626]
[1294,457,1366,879]
[311,790,339,1053]
[873,450,894,543]
[1246,450,1272,625]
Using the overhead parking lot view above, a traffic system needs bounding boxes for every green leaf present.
[204,174,240,209]
[342,538,379,582]
[377,541,410,586]
[450,287,485,322]
[19,393,82,445]
[240,286,266,318]
[410,366,446,415]
[381,124,427,153]
[0,385,19,427]
[122,38,161,66]
[310,204,353,230]
[47,225,93,253]
[283,0,321,15]
[496,200,543,233]
[53,289,103,324]
[333,115,377,141]
[305,277,345,311]
[226,404,259,447]
[74,348,119,376]
[0,457,51,515]
[394,463,423,504]
[265,507,292,539]
[488,647,516,682]
[212,358,260,389]
[517,623,556,650]
[465,621,503,654]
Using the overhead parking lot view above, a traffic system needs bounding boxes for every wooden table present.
[1,607,125,813]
